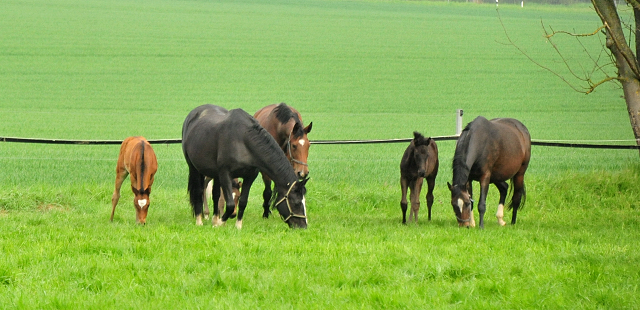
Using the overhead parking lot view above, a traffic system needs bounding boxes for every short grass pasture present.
[1,0,639,308]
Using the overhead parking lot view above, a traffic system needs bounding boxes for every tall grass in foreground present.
[0,166,639,308]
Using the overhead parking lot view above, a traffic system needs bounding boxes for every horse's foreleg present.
[211,179,223,227]
[510,174,526,225]
[494,181,509,226]
[477,177,491,229]
[409,178,423,223]
[261,173,273,219]
[400,178,409,224]
[235,175,256,230]
[467,181,476,227]
[425,175,436,221]
[111,168,128,222]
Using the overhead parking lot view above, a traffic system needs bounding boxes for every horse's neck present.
[452,136,477,187]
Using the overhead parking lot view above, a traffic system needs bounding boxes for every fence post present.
[456,109,464,136]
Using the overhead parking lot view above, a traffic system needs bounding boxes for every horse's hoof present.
[235,220,243,230]
[196,215,203,226]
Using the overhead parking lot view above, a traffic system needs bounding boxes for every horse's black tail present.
[187,163,205,216]
[507,181,526,211]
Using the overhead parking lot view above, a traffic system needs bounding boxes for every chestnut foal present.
[111,136,158,225]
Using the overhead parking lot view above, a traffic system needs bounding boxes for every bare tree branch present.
[497,8,618,94]
[544,24,607,38]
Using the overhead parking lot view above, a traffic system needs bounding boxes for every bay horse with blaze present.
[182,104,309,229]
[253,103,312,219]
[111,136,158,225]
[447,116,531,228]
[400,132,439,224]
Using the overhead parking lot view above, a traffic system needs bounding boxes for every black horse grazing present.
[447,116,531,228]
[400,132,439,224]
[182,104,309,229]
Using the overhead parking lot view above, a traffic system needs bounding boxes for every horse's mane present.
[273,103,304,138]
[452,124,471,186]
[245,121,295,182]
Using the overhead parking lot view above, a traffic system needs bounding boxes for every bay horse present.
[111,136,158,225]
[400,132,438,224]
[203,176,242,220]
[182,104,309,229]
[447,116,531,228]
[253,103,312,219]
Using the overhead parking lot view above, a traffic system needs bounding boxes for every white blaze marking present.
[138,199,147,207]
[299,140,306,147]
[457,198,464,213]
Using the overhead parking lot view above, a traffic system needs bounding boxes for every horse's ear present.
[304,122,312,134]
[447,182,453,192]
[299,177,310,187]
[238,181,243,188]
[413,131,423,141]
[292,121,304,138]
[426,137,433,146]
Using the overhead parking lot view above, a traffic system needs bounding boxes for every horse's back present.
[182,105,257,174]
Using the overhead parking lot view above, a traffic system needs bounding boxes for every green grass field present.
[1,0,639,308]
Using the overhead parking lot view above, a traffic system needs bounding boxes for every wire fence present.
[2,135,639,149]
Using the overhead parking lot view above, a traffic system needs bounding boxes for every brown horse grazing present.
[111,136,158,225]
[400,132,439,224]
[253,103,312,219]
[447,116,531,228]
[203,176,242,220]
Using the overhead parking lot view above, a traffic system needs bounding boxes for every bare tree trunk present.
[593,0,640,156]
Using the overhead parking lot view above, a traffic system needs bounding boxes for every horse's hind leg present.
[202,177,212,220]
[400,177,409,224]
[111,164,128,222]
[425,175,436,221]
[187,165,205,226]
[409,178,423,223]
[494,181,509,226]
[510,174,526,225]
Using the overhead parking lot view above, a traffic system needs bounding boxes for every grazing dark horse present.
[253,103,312,219]
[111,136,158,225]
[203,177,242,220]
[182,104,309,229]
[447,116,531,228]
[400,132,439,224]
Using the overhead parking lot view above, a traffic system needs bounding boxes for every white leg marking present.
[302,196,308,225]
[235,219,243,230]
[470,209,476,228]
[232,192,236,200]
[212,215,224,227]
[496,203,506,226]
[196,214,203,226]
[137,199,147,208]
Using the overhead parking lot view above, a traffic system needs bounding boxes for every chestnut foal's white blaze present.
[299,139,305,147]
[138,199,147,208]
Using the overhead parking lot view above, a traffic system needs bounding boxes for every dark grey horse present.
[182,104,309,229]
[447,116,531,228]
